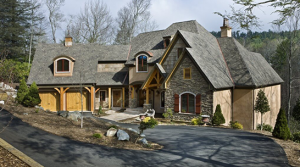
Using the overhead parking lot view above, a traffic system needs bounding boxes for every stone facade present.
[172,113,199,121]
[165,55,213,115]
[129,98,137,108]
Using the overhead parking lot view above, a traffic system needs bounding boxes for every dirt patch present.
[247,130,300,167]
[1,102,162,151]
[0,145,29,167]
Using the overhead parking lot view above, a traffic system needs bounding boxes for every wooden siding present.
[66,91,88,111]
[39,92,60,111]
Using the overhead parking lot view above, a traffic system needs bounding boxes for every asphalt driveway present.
[0,109,289,167]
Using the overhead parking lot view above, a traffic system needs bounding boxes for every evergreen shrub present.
[16,79,28,104]
[212,104,225,126]
[272,108,291,140]
[257,124,273,132]
[230,121,243,129]
[22,82,41,107]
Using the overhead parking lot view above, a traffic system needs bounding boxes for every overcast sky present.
[50,0,279,41]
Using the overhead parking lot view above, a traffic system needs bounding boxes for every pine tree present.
[16,79,29,104]
[272,108,291,140]
[254,90,270,131]
[292,98,300,121]
[212,104,225,126]
[22,82,41,107]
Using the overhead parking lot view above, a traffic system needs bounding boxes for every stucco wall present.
[253,85,281,129]
[213,89,232,126]
[129,66,154,84]
[165,55,213,115]
[97,63,127,72]
[162,38,187,74]
[233,89,254,130]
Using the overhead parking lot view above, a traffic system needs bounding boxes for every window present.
[100,91,106,102]
[137,55,147,72]
[181,93,195,113]
[161,91,165,108]
[178,48,183,58]
[57,59,70,72]
[183,68,191,79]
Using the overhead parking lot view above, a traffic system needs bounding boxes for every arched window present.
[137,55,147,72]
[180,93,195,113]
[56,58,70,72]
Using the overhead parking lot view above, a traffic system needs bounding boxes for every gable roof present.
[217,38,283,87]
[126,20,206,66]
[162,30,234,89]
[27,43,130,86]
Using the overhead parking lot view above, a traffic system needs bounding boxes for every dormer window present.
[137,55,148,72]
[57,59,70,72]
[53,56,75,76]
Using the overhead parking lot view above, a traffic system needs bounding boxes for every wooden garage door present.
[66,91,88,111]
[39,92,60,111]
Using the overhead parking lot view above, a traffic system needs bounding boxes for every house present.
[27,19,283,130]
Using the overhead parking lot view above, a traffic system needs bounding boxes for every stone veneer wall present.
[165,55,213,116]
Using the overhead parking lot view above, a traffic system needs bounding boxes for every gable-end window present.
[178,48,183,58]
[137,55,148,72]
[57,59,70,72]
[161,91,165,108]
[183,68,191,79]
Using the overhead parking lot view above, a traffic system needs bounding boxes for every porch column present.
[131,86,135,99]
[90,87,95,112]
[146,88,149,104]
[122,87,125,109]
[60,87,64,110]
[108,87,111,109]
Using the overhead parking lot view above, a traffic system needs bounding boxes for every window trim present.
[55,58,71,73]
[136,54,148,73]
[183,68,191,79]
[179,92,196,113]
[160,91,165,108]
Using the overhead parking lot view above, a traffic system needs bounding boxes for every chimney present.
[163,36,172,49]
[65,34,72,47]
[220,18,232,38]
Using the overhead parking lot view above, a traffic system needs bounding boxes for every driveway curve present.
[0,110,289,167]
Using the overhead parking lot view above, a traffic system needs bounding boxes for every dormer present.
[220,18,232,38]
[134,51,153,73]
[53,55,75,76]
[163,35,173,49]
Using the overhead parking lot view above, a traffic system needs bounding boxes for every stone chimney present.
[220,18,232,38]
[65,34,72,47]
[163,36,172,49]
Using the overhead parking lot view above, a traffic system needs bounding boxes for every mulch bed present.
[0,145,29,167]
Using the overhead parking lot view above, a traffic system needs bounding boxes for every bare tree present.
[73,0,114,44]
[114,0,158,45]
[45,0,65,43]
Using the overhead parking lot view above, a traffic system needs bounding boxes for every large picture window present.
[137,55,147,72]
[181,93,195,113]
[57,59,70,72]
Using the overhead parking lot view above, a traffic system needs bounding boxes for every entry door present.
[139,90,146,107]
[113,90,121,107]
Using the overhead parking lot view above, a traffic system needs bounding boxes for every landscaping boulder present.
[117,129,130,141]
[67,111,81,121]
[139,138,148,145]
[0,82,3,88]
[23,113,28,115]
[57,111,69,118]
[0,101,4,105]
[106,128,117,137]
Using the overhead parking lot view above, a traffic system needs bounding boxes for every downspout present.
[253,89,255,130]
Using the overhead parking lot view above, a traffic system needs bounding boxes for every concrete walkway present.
[100,108,143,122]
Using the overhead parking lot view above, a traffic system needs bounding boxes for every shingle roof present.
[27,43,130,86]
[126,20,203,65]
[217,38,283,87]
[177,30,234,89]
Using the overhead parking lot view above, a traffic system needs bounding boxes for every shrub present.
[163,108,173,120]
[98,105,103,115]
[16,79,28,104]
[93,133,102,138]
[212,104,225,126]
[35,109,39,113]
[272,108,291,140]
[230,121,243,129]
[108,125,118,130]
[257,124,273,132]
[191,117,202,125]
[22,82,41,107]
[254,90,270,131]
[139,117,158,135]
[292,132,300,143]
[292,98,300,121]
